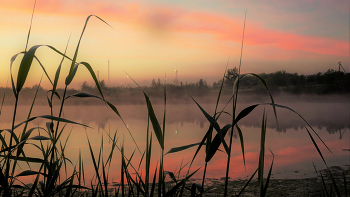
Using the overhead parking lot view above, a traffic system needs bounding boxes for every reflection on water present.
[0,101,349,182]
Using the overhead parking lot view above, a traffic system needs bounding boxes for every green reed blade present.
[312,162,327,196]
[327,168,341,196]
[16,45,53,93]
[237,168,258,196]
[205,124,232,162]
[248,73,278,126]
[234,102,332,159]
[86,135,103,194]
[10,52,22,97]
[1,129,20,144]
[164,171,177,183]
[64,63,79,86]
[306,127,328,167]
[164,168,200,197]
[266,103,332,155]
[106,133,118,165]
[0,144,20,154]
[67,92,141,153]
[126,74,164,150]
[0,79,8,117]
[206,105,260,163]
[235,104,259,124]
[343,170,347,197]
[52,34,71,97]
[138,151,145,171]
[166,142,207,155]
[236,124,246,167]
[158,153,163,197]
[262,150,274,196]
[15,170,46,177]
[258,111,266,196]
[189,94,230,155]
[40,115,90,128]
[11,55,43,179]
[144,92,164,150]
[102,156,108,197]
[0,155,46,163]
[207,67,227,155]
[65,62,104,99]
[28,162,45,197]
[24,0,35,51]
[21,127,45,142]
[0,166,6,189]
[29,136,51,141]
[320,172,329,196]
[150,164,158,197]
[146,133,152,194]
[67,15,112,86]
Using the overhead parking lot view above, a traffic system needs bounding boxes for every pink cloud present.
[2,0,348,57]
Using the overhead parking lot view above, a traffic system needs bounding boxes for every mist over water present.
[0,94,348,181]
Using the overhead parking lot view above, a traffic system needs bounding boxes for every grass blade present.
[305,127,327,167]
[150,164,158,197]
[164,168,200,197]
[189,95,230,155]
[236,125,246,168]
[258,111,267,196]
[205,124,232,162]
[237,168,258,196]
[262,150,274,196]
[166,142,206,155]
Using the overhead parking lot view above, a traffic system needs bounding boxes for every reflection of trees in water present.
[325,127,347,139]
[16,105,347,139]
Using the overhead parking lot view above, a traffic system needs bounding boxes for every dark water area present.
[0,94,349,183]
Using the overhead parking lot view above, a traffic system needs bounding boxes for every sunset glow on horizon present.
[0,0,349,89]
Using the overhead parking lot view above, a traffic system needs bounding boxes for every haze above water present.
[1,95,349,182]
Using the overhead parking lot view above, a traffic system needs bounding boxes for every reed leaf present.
[66,15,111,87]
[15,45,72,93]
[262,150,274,196]
[150,164,158,197]
[86,135,103,194]
[144,92,164,150]
[0,155,46,163]
[258,111,267,196]
[15,170,47,177]
[29,136,51,141]
[265,103,332,155]
[236,124,246,167]
[205,124,232,162]
[306,127,327,166]
[127,74,164,150]
[67,92,141,153]
[164,168,200,197]
[166,142,206,155]
[237,168,258,196]
[190,95,230,155]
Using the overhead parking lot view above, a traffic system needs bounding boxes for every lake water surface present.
[1,100,349,184]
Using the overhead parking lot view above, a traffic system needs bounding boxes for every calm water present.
[1,101,349,183]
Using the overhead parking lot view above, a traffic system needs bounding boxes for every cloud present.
[2,0,348,57]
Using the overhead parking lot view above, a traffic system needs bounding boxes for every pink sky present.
[0,0,349,89]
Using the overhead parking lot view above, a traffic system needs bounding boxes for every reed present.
[0,3,347,197]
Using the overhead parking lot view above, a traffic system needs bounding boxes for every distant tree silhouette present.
[224,67,239,87]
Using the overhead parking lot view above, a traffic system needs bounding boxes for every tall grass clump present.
[0,2,346,197]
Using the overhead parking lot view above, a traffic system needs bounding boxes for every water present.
[0,100,349,184]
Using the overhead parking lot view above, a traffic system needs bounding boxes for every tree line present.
[0,68,348,105]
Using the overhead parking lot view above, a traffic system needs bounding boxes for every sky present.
[0,0,349,89]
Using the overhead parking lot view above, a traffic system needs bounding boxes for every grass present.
[0,2,348,197]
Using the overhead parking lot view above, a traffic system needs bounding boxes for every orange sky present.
[0,0,349,89]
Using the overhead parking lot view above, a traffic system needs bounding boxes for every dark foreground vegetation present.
[0,4,348,197]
